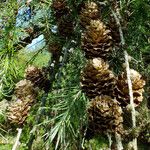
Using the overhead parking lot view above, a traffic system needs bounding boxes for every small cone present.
[88,95,123,135]
[7,99,31,127]
[51,0,70,20]
[7,79,38,127]
[57,16,74,37]
[79,2,100,27]
[115,69,145,107]
[81,20,112,59]
[80,58,116,99]
[107,16,121,46]
[48,42,62,55]
[51,0,74,38]
[15,79,37,102]
[25,66,50,91]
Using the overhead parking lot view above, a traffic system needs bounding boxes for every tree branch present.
[12,128,22,150]
[111,5,138,150]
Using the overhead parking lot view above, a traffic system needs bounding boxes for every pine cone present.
[81,20,112,59]
[51,0,69,19]
[107,16,121,46]
[47,42,62,64]
[57,16,74,37]
[15,79,37,102]
[88,96,123,134]
[7,79,38,127]
[25,66,50,91]
[80,58,116,99]
[52,0,74,38]
[79,2,100,27]
[115,69,145,107]
[48,42,62,55]
[7,99,31,127]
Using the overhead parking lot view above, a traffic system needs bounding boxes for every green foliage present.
[0,0,150,149]
[124,0,150,55]
[0,1,22,99]
[43,88,87,150]
[84,136,109,150]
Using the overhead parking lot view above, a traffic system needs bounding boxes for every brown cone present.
[88,95,123,134]
[81,20,112,59]
[115,69,145,107]
[7,99,31,127]
[51,0,69,19]
[57,16,74,37]
[48,42,62,55]
[79,2,100,27]
[15,79,37,102]
[80,58,116,99]
[51,0,74,38]
[7,79,37,127]
[107,16,121,46]
[25,66,50,91]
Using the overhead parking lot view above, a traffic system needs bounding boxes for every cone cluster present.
[80,1,123,135]
[80,58,123,135]
[25,65,50,91]
[115,69,145,107]
[7,79,37,126]
[80,1,146,137]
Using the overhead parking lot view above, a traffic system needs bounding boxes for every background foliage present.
[0,0,150,150]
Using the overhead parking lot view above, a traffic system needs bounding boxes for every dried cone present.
[80,58,116,99]
[88,96,123,134]
[25,66,50,91]
[7,99,31,127]
[48,42,62,62]
[7,79,37,127]
[79,2,100,27]
[57,16,74,37]
[52,0,73,37]
[81,20,112,59]
[15,79,37,103]
[51,0,69,20]
[107,16,121,46]
[115,69,146,107]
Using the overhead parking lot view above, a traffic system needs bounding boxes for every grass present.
[17,48,51,70]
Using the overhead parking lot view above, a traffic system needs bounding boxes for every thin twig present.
[111,9,125,46]
[12,128,22,150]
[111,5,138,150]
[106,132,112,149]
[124,51,137,150]
[115,132,123,150]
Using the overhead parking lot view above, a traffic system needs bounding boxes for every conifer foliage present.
[0,0,150,149]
